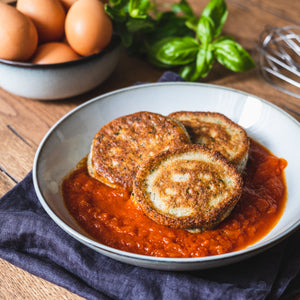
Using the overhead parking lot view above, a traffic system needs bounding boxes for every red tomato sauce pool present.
[62,139,287,258]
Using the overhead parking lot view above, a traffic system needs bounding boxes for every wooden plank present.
[0,118,34,185]
[243,0,300,25]
[0,171,16,198]
[0,88,74,146]
[0,258,84,300]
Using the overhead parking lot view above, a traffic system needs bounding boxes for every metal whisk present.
[257,25,300,99]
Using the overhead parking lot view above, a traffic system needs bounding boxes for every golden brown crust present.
[88,111,191,191]
[168,111,249,172]
[132,144,243,231]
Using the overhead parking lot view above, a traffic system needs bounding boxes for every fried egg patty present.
[168,111,249,172]
[88,111,191,191]
[132,144,243,231]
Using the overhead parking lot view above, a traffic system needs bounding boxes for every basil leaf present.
[105,4,128,22]
[148,37,199,66]
[128,0,150,18]
[185,18,197,32]
[179,63,197,81]
[214,39,255,71]
[172,0,196,18]
[126,17,155,33]
[145,11,194,43]
[195,48,214,78]
[115,22,133,47]
[201,0,228,38]
[108,0,127,6]
[180,48,214,81]
[213,35,234,43]
[196,15,214,46]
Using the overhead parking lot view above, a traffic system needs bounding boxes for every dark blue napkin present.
[1,71,300,300]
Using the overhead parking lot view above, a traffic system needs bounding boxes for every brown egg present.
[65,0,113,56]
[31,42,81,64]
[17,0,66,43]
[0,3,38,61]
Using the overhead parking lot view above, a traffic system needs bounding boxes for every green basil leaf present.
[105,4,128,22]
[145,11,194,43]
[196,15,214,46]
[129,0,150,18]
[214,39,255,71]
[126,17,155,33]
[115,22,133,47]
[180,48,214,81]
[195,48,214,78]
[107,0,129,9]
[172,0,195,18]
[148,37,199,67]
[213,35,234,43]
[185,18,197,32]
[107,0,126,6]
[201,0,228,38]
[179,63,197,81]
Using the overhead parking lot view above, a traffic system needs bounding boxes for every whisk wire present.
[257,25,300,99]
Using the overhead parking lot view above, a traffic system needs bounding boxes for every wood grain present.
[0,0,299,298]
[0,259,84,300]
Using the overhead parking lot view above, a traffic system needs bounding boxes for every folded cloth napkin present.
[1,71,300,300]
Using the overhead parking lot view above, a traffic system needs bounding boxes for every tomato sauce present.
[62,139,287,258]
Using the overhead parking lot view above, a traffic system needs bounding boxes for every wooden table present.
[0,0,299,298]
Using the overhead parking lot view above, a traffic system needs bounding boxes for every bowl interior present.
[33,82,300,269]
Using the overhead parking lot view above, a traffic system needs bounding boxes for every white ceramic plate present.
[33,82,300,270]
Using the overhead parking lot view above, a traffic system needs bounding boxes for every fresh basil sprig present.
[105,0,255,81]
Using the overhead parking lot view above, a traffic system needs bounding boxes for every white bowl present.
[0,35,122,100]
[33,82,300,270]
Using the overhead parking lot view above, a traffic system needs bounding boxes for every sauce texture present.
[63,139,287,258]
